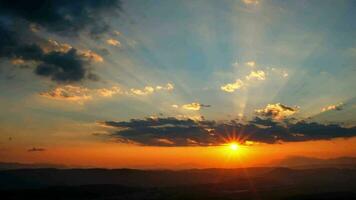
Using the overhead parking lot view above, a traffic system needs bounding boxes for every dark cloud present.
[102,117,356,146]
[27,147,46,152]
[0,0,122,36]
[0,0,122,82]
[0,23,96,82]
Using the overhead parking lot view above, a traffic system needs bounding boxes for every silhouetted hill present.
[1,167,355,200]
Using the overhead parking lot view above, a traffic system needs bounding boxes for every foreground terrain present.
[1,167,356,200]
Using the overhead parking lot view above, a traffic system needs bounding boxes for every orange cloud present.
[106,39,121,47]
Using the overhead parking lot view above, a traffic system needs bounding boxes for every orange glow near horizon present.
[1,137,356,169]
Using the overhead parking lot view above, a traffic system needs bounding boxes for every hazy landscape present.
[1,156,356,200]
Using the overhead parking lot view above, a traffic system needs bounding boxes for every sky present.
[0,0,355,168]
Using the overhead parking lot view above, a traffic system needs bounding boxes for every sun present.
[229,142,239,151]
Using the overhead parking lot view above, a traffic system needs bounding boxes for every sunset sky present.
[0,0,355,168]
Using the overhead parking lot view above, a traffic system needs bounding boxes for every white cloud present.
[221,79,244,92]
[130,83,174,96]
[246,70,266,80]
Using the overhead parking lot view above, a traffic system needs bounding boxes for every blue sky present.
[0,0,355,150]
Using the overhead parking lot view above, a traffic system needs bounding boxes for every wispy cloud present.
[40,85,121,103]
[40,83,174,103]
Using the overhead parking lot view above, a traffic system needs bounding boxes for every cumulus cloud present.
[321,103,344,112]
[255,103,298,120]
[220,68,267,93]
[101,116,356,146]
[0,26,102,82]
[0,0,121,83]
[106,39,121,47]
[221,79,244,92]
[182,103,211,111]
[246,70,266,80]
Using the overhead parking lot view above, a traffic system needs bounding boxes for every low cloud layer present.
[101,116,356,147]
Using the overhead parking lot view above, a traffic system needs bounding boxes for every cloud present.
[220,69,266,93]
[106,39,121,47]
[0,0,122,36]
[182,103,211,111]
[255,103,298,120]
[40,85,121,103]
[130,83,174,96]
[245,61,256,67]
[130,86,155,96]
[96,87,121,97]
[0,1,121,83]
[40,85,92,102]
[28,147,46,152]
[221,79,244,92]
[246,70,266,80]
[0,25,102,83]
[321,103,344,112]
[242,0,259,5]
[101,116,356,146]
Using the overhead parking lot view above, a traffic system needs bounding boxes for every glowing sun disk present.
[229,143,239,151]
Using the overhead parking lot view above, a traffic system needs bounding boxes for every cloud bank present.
[101,115,356,147]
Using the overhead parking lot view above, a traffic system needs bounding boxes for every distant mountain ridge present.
[274,156,356,169]
[0,162,67,170]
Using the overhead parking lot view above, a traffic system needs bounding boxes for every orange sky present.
[1,137,355,169]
